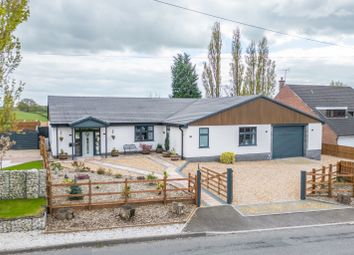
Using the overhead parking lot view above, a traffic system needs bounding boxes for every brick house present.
[276,81,354,147]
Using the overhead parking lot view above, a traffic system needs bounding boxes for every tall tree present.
[228,28,244,96]
[330,80,345,87]
[171,53,201,98]
[202,22,222,98]
[243,40,257,95]
[0,0,29,131]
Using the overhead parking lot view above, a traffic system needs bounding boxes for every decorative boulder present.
[54,208,75,220]
[337,193,353,205]
[119,205,135,220]
[172,202,185,215]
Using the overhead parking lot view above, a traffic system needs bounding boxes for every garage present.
[272,126,304,159]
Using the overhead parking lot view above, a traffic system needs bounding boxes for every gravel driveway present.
[184,155,348,205]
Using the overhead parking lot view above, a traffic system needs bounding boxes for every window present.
[135,125,154,141]
[322,109,346,118]
[239,127,257,146]
[349,111,354,117]
[199,128,209,148]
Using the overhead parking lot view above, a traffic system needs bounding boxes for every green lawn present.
[0,198,46,219]
[15,110,47,121]
[3,160,43,170]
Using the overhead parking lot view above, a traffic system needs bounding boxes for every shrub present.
[156,181,165,192]
[220,152,235,164]
[164,133,170,151]
[163,171,168,178]
[68,183,83,200]
[105,169,113,176]
[157,144,163,149]
[50,162,63,172]
[115,173,123,179]
[147,173,157,180]
[121,185,131,198]
[97,167,106,175]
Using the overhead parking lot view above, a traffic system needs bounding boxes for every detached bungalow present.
[48,95,323,161]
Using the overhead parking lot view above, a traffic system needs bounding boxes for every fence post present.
[47,180,52,214]
[88,179,92,210]
[124,178,128,203]
[163,175,167,205]
[328,164,333,197]
[206,168,209,189]
[227,168,233,204]
[196,170,201,207]
[321,166,326,184]
[300,170,306,200]
[312,168,316,194]
[188,173,191,193]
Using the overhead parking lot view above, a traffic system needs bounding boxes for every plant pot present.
[142,150,151,154]
[162,151,171,157]
[171,155,180,161]
[59,153,68,160]
[111,151,119,157]
[156,148,163,153]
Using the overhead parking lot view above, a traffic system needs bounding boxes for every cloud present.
[10,0,354,104]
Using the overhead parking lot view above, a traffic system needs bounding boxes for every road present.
[19,223,354,255]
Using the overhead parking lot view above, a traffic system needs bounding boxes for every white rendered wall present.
[183,125,271,158]
[49,126,73,156]
[338,136,354,148]
[169,126,182,155]
[307,123,322,150]
[101,125,165,153]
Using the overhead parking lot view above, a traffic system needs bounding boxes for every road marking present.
[205,221,354,236]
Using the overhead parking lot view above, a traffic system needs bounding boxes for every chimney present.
[279,77,286,90]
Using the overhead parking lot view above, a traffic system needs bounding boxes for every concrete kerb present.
[0,232,207,255]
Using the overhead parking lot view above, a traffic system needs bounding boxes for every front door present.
[82,131,94,157]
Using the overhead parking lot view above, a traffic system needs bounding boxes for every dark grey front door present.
[273,126,304,159]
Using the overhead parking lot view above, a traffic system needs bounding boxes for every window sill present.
[199,147,210,149]
[239,144,257,147]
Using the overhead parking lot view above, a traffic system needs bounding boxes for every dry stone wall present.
[0,169,46,200]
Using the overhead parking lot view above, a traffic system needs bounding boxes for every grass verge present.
[3,160,43,170]
[0,198,46,219]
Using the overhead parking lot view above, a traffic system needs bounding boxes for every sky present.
[13,0,354,104]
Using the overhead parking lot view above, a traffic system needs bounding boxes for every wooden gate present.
[197,165,233,203]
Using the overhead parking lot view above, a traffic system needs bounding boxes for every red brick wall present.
[275,85,338,145]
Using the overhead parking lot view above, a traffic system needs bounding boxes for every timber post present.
[300,170,306,200]
[227,168,233,204]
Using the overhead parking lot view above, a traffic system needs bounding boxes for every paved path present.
[19,223,354,255]
[184,205,354,232]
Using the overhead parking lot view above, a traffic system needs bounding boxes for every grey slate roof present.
[288,85,354,136]
[48,94,319,126]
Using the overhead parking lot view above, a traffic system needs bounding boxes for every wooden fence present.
[322,143,354,160]
[47,176,198,213]
[306,162,354,197]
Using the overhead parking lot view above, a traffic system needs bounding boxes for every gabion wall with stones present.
[0,169,46,200]
[0,213,46,233]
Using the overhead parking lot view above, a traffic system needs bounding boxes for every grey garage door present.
[272,126,304,159]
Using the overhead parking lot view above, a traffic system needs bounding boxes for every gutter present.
[179,125,185,159]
